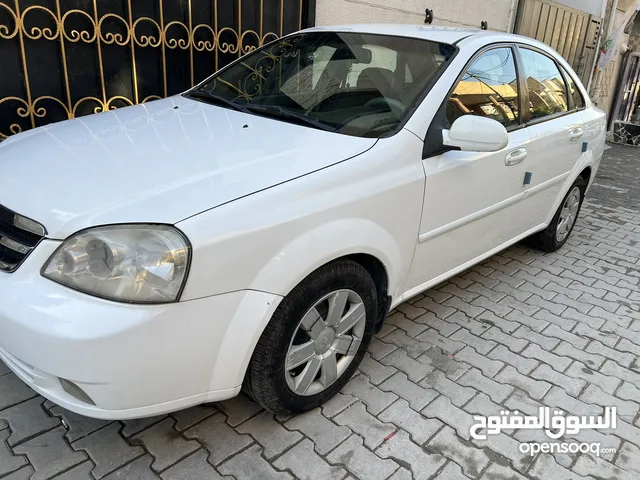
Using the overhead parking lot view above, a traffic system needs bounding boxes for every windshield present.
[192,32,456,137]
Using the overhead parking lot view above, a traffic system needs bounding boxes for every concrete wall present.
[315,0,517,32]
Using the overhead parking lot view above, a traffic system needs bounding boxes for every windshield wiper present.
[243,105,335,132]
[184,90,248,113]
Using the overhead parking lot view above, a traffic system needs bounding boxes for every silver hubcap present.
[285,289,366,396]
[556,186,581,242]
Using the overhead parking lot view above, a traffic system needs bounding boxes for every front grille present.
[0,205,46,272]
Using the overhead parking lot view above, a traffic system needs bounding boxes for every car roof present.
[303,24,539,47]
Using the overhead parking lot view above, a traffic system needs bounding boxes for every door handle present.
[505,148,527,166]
[569,128,584,141]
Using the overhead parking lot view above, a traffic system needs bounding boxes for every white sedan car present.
[0,25,605,419]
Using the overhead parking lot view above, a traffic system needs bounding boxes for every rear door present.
[516,46,587,226]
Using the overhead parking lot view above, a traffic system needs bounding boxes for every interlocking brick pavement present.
[1,143,639,479]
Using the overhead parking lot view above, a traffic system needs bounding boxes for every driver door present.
[405,45,533,293]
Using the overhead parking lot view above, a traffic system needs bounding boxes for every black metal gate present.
[0,0,316,139]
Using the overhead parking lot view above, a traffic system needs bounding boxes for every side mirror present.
[442,116,508,152]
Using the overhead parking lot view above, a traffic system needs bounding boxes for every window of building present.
[519,48,568,121]
[446,47,520,129]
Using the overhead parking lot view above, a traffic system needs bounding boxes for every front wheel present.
[243,259,377,414]
[527,176,586,252]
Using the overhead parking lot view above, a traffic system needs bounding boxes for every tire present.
[527,176,587,253]
[243,259,377,414]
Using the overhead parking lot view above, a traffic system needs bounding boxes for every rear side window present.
[446,47,520,129]
[562,66,586,109]
[519,48,568,121]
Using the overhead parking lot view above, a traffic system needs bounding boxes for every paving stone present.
[542,324,589,349]
[471,295,513,318]
[170,405,217,432]
[574,324,619,348]
[380,348,435,382]
[617,381,640,404]
[421,395,476,441]
[616,441,640,475]
[446,311,489,336]
[504,309,549,332]
[327,434,399,480]
[532,309,577,332]
[49,407,111,444]
[394,303,427,321]
[562,307,606,329]
[480,463,528,480]
[414,296,457,319]
[573,453,635,480]
[611,420,640,447]
[566,361,621,395]
[440,283,480,303]
[416,313,463,337]
[420,369,475,407]
[380,372,438,411]
[563,423,621,462]
[450,329,497,355]
[418,347,470,380]
[235,411,302,460]
[184,413,253,465]
[0,429,28,476]
[488,345,538,375]
[216,394,263,427]
[377,430,446,480]
[273,438,345,480]
[481,327,528,352]
[0,398,60,446]
[388,467,413,480]
[357,353,398,386]
[0,373,37,410]
[553,341,605,369]
[456,346,504,377]
[341,373,398,415]
[463,271,500,289]
[284,407,351,455]
[334,402,395,449]
[51,461,94,480]
[131,418,200,472]
[473,429,533,473]
[579,384,639,419]
[322,392,357,418]
[443,296,486,319]
[439,461,472,480]
[369,337,398,360]
[494,366,551,400]
[73,422,144,479]
[219,444,292,479]
[386,312,429,337]
[601,359,640,390]
[102,455,160,480]
[427,426,490,479]
[530,364,586,397]
[458,368,514,404]
[121,416,167,438]
[543,386,602,417]
[379,399,442,445]
[477,310,521,334]
[415,330,467,355]
[423,289,453,304]
[161,450,229,480]
[618,338,640,356]
[513,325,560,351]
[513,427,574,468]
[467,283,507,303]
[384,329,434,358]
[13,426,87,480]
[528,453,586,480]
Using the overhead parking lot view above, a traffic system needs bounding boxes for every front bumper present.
[0,240,281,419]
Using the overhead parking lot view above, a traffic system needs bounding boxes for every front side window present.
[562,66,585,109]
[446,47,520,129]
[519,48,568,121]
[192,32,456,138]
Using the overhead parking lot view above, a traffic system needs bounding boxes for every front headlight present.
[42,225,191,304]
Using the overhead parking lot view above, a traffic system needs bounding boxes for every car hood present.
[0,95,376,239]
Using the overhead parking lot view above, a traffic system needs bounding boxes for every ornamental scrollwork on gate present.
[0,0,305,139]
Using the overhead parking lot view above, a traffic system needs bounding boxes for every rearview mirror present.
[442,116,508,152]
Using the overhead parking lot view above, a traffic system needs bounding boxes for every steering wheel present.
[364,97,406,118]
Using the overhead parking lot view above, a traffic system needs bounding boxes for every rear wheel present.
[527,176,586,252]
[243,259,377,414]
